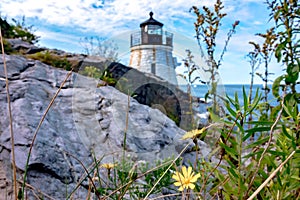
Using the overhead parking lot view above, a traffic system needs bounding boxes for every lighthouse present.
[129,12,178,85]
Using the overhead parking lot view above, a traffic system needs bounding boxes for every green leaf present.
[291,175,300,181]
[225,100,237,118]
[226,94,236,107]
[286,63,299,84]
[234,92,240,110]
[247,88,261,114]
[282,125,294,140]
[219,141,238,161]
[272,75,285,99]
[243,131,254,141]
[245,126,272,134]
[236,122,244,135]
[270,105,281,121]
[275,42,286,62]
[243,86,248,114]
[245,137,269,149]
[283,105,294,119]
[247,121,274,126]
[243,150,263,159]
[210,109,221,122]
[228,167,239,179]
[204,92,210,102]
[257,168,268,179]
[268,150,286,156]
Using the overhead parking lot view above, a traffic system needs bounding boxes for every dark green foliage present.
[100,69,117,86]
[52,58,72,70]
[2,38,15,54]
[204,88,299,199]
[185,1,300,199]
[0,15,39,44]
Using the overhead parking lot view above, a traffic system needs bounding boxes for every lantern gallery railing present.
[130,31,173,47]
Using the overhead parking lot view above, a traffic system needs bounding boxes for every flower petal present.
[180,173,185,181]
[178,186,184,191]
[174,181,182,186]
[190,173,201,183]
[182,166,188,177]
[173,172,182,180]
[187,166,192,177]
[172,173,179,181]
[188,183,195,190]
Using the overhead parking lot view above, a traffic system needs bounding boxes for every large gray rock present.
[7,39,46,54]
[79,61,206,131]
[0,54,210,199]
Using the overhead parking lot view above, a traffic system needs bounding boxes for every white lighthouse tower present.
[129,12,178,85]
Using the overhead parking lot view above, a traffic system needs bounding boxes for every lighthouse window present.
[147,25,162,35]
[151,63,156,74]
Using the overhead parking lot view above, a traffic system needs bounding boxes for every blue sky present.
[0,0,283,84]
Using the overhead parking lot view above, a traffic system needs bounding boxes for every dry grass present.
[0,27,18,200]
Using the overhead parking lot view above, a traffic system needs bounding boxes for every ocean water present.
[179,84,280,114]
[192,84,275,102]
[188,84,272,99]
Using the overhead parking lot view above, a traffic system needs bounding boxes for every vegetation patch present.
[27,51,72,71]
[0,16,39,44]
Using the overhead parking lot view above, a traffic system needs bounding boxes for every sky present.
[0,0,283,84]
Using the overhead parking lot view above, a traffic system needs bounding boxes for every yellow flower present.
[172,166,200,191]
[101,163,116,169]
[181,128,206,140]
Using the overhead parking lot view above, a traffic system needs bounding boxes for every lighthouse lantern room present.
[129,12,178,85]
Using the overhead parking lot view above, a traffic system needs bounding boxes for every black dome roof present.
[140,12,163,28]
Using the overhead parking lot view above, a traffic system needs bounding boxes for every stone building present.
[129,12,178,85]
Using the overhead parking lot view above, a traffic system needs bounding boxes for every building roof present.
[140,11,163,28]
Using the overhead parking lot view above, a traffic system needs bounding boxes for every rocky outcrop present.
[79,61,203,130]
[7,39,46,54]
[0,54,211,199]
[6,39,206,130]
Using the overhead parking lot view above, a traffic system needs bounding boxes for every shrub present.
[27,51,72,71]
[0,15,39,44]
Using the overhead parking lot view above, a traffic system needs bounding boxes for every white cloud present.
[0,0,279,84]
[0,0,271,36]
[0,0,220,36]
[35,30,81,45]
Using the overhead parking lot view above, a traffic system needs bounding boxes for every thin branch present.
[247,150,296,200]
[0,27,18,200]
[217,21,239,69]
[21,69,73,199]
[17,180,56,200]
[64,151,101,199]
